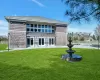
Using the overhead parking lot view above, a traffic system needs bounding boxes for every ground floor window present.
[31,38,33,45]
[27,37,55,47]
[39,38,44,45]
[27,38,30,45]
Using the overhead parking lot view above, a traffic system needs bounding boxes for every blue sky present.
[0,0,98,36]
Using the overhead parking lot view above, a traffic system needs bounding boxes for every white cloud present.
[0,20,8,36]
[68,27,94,33]
[32,0,45,7]
[67,22,97,33]
[0,20,8,27]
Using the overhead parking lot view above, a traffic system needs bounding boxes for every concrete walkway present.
[0,50,14,53]
[0,45,99,53]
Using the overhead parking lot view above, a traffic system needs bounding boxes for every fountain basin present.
[62,54,82,61]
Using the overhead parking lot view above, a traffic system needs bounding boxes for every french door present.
[27,37,55,47]
[27,37,34,47]
[39,38,45,46]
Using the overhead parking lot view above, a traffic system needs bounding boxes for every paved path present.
[0,50,14,52]
[0,45,99,53]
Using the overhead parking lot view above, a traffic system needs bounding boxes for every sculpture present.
[62,36,82,62]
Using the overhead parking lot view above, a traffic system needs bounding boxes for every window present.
[27,28,30,32]
[31,38,33,45]
[52,30,54,33]
[38,29,41,32]
[52,38,54,45]
[41,29,44,32]
[48,25,51,28]
[27,38,30,45]
[42,25,44,28]
[45,29,47,33]
[49,29,52,33]
[27,24,31,27]
[42,38,44,45]
[39,38,41,45]
[38,24,41,28]
[31,29,33,32]
[34,24,37,28]
[49,38,52,45]
[45,25,47,28]
[26,24,55,33]
[35,29,37,32]
[31,24,33,27]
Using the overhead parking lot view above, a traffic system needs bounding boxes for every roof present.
[5,16,67,25]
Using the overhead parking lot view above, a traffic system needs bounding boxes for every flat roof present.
[5,16,67,25]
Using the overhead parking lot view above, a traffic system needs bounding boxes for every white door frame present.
[27,37,55,48]
[38,37,45,47]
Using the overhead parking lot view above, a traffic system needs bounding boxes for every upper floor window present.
[26,24,55,33]
[31,24,33,27]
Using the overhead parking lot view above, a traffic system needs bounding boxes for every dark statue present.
[62,36,82,62]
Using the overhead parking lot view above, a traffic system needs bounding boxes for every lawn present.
[0,44,7,50]
[0,48,100,80]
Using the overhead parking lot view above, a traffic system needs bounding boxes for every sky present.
[0,0,98,36]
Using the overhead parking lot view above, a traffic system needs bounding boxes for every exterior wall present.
[8,21,67,48]
[55,25,67,46]
[27,32,55,37]
[9,22,26,49]
[26,32,56,47]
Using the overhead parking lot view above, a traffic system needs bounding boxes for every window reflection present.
[26,24,54,33]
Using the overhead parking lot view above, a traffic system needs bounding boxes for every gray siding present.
[8,21,67,48]
[55,26,67,46]
[27,32,55,37]
[9,22,26,49]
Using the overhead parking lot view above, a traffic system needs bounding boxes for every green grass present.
[0,48,100,80]
[0,44,7,50]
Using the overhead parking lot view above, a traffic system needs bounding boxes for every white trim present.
[56,32,66,33]
[26,37,55,48]
[9,30,26,32]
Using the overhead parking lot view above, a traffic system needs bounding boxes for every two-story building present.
[5,16,67,49]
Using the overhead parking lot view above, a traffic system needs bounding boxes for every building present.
[5,16,67,49]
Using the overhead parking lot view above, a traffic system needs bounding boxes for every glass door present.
[31,38,33,46]
[39,38,45,46]
[27,37,34,47]
[48,37,55,46]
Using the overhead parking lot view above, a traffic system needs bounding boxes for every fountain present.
[62,36,82,62]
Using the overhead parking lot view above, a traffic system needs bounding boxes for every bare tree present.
[94,24,100,49]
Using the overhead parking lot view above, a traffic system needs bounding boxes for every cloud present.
[32,0,45,7]
[68,27,94,33]
[0,20,8,36]
[0,20,8,27]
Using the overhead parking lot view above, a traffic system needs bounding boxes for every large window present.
[26,24,55,33]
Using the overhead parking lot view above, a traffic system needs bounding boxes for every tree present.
[73,37,78,41]
[80,37,85,41]
[63,0,100,23]
[92,34,96,40]
[94,24,100,49]
[0,36,8,43]
[95,24,100,38]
